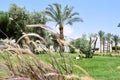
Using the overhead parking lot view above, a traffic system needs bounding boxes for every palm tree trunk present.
[115,43,117,52]
[107,41,109,52]
[108,42,110,52]
[100,40,102,53]
[93,37,98,53]
[103,41,105,53]
[59,24,64,52]
[111,42,113,52]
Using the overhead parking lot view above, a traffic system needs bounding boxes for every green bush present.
[69,47,75,53]
[112,46,120,50]
[92,48,99,51]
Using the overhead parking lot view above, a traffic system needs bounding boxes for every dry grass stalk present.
[80,76,94,80]
[16,33,47,44]
[117,66,120,70]
[0,24,92,79]
[74,65,89,76]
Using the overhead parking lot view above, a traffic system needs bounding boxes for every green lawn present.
[37,53,120,80]
[75,56,120,80]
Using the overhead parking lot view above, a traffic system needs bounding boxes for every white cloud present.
[46,22,81,39]
[64,25,74,37]
[55,25,73,37]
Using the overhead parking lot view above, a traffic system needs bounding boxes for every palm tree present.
[106,33,112,52]
[45,3,83,52]
[112,35,120,52]
[98,30,105,53]
[117,23,120,27]
[89,33,98,54]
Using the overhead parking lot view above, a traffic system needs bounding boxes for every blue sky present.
[0,0,120,39]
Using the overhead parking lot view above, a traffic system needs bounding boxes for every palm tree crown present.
[98,30,105,53]
[112,35,120,52]
[45,3,83,52]
[45,3,83,26]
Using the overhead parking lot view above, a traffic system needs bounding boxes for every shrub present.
[69,47,75,53]
[112,46,120,50]
[92,48,99,51]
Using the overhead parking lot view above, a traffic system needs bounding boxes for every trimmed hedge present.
[92,48,99,51]
[112,46,120,50]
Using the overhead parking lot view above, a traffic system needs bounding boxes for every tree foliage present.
[0,4,48,41]
[0,11,9,38]
[8,4,28,39]
[71,34,98,58]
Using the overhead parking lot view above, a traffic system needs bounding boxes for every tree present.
[26,11,48,38]
[112,35,120,52]
[117,23,120,27]
[8,3,28,39]
[98,30,105,53]
[45,3,83,52]
[71,34,98,58]
[105,33,112,52]
[87,33,98,57]
[26,11,47,24]
[0,11,9,39]
[89,33,98,53]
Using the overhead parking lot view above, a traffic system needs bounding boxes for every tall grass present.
[0,24,94,80]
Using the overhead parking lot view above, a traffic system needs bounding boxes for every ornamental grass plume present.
[0,24,94,80]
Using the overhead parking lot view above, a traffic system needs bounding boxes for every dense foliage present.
[0,4,50,43]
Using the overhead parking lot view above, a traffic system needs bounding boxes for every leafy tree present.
[8,3,28,39]
[25,11,52,48]
[26,11,47,24]
[71,34,98,58]
[45,3,83,52]
[112,35,120,52]
[98,30,105,53]
[0,11,9,39]
[26,11,48,38]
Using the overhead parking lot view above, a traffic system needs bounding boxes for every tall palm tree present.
[89,33,98,53]
[112,35,120,52]
[102,36,106,53]
[110,40,113,52]
[45,3,83,52]
[106,33,112,52]
[98,30,105,53]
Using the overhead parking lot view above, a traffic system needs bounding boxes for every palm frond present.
[112,35,120,42]
[66,17,83,25]
[117,23,120,27]
[53,3,62,23]
[98,30,105,40]
[46,4,60,23]
[68,12,79,18]
[45,11,57,21]
[62,6,73,21]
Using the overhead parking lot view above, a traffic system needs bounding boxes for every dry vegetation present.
[0,24,94,80]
